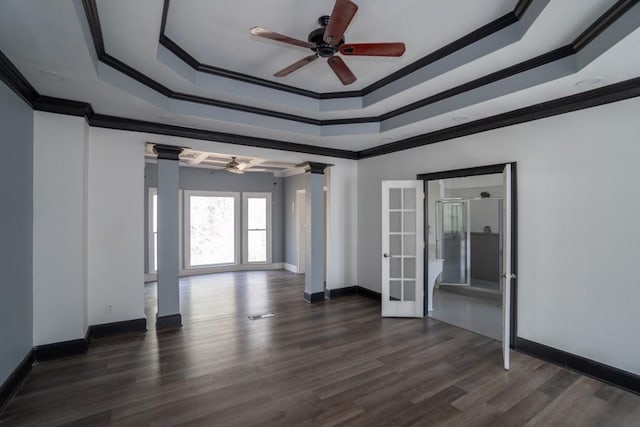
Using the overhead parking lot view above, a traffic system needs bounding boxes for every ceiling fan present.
[250,0,406,85]
[225,157,247,174]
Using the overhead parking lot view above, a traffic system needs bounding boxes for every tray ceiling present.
[0,0,638,154]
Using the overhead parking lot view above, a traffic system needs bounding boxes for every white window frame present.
[148,188,158,274]
[242,192,272,265]
[148,187,183,274]
[184,190,240,269]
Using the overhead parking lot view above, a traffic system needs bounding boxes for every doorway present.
[428,174,504,340]
[418,163,517,370]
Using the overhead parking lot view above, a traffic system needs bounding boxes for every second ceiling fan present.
[250,0,406,85]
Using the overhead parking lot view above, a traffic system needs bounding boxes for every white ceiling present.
[164,0,513,92]
[144,144,301,175]
[0,0,638,153]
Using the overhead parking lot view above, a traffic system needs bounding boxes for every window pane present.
[390,212,401,233]
[189,196,235,266]
[389,188,401,209]
[403,281,416,301]
[390,280,402,301]
[248,230,267,262]
[403,188,416,209]
[152,194,157,233]
[248,198,267,229]
[153,232,157,272]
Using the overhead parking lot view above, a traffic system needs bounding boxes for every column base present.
[304,291,325,304]
[156,313,182,329]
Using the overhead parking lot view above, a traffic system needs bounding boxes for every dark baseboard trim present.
[0,350,34,412]
[515,337,640,396]
[326,286,359,299]
[325,286,382,302]
[304,291,326,304]
[357,286,382,302]
[88,318,147,339]
[34,338,89,362]
[156,314,182,329]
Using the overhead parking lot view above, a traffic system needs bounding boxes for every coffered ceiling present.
[0,0,638,155]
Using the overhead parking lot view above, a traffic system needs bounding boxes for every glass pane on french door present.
[388,187,418,303]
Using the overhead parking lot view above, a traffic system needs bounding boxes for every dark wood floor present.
[2,270,639,426]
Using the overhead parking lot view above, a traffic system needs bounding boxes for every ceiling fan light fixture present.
[225,156,246,174]
[226,167,245,174]
[250,0,405,86]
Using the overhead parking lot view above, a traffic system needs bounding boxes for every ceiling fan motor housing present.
[308,16,343,57]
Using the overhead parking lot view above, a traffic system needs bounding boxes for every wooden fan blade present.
[327,56,356,85]
[250,27,315,50]
[274,54,319,77]
[323,0,359,45]
[339,42,406,57]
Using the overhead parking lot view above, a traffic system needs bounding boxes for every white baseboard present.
[284,263,299,273]
[145,263,285,282]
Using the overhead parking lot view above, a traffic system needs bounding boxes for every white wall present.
[87,128,146,325]
[30,115,358,344]
[325,164,358,289]
[90,127,359,290]
[358,98,640,375]
[33,112,88,345]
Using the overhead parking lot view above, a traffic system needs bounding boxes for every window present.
[149,188,158,272]
[185,191,240,268]
[148,188,183,274]
[243,193,272,264]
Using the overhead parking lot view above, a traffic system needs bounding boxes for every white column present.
[154,144,183,328]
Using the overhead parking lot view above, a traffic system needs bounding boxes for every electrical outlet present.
[105,305,113,313]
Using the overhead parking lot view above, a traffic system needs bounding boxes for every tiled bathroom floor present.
[428,286,502,340]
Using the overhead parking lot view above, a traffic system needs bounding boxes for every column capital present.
[296,161,333,174]
[153,144,185,161]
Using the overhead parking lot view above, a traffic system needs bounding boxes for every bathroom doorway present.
[419,164,517,368]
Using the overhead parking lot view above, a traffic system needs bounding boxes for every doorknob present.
[501,273,517,279]
[383,253,394,258]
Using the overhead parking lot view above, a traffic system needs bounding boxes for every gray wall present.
[144,163,284,271]
[283,174,306,267]
[0,81,34,385]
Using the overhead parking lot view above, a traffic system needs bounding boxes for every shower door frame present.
[436,199,471,287]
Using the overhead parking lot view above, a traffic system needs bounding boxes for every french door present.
[502,164,513,370]
[381,181,424,317]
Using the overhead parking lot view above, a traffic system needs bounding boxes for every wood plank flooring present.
[1,270,639,426]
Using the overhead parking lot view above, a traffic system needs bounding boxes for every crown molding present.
[358,76,640,159]
[1,48,639,161]
[159,0,528,99]
[0,50,38,107]
[82,0,638,130]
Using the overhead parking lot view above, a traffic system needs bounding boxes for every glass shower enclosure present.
[436,198,503,292]
[436,200,470,286]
